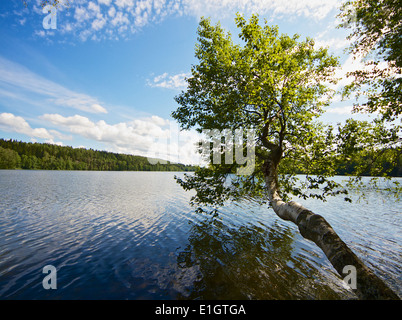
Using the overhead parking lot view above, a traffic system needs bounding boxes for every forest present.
[0,138,196,172]
[0,137,400,176]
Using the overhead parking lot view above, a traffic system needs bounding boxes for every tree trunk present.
[263,159,400,300]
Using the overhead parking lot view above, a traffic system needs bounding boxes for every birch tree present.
[172,14,400,299]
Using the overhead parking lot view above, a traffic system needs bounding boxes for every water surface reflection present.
[175,210,356,299]
[0,171,399,299]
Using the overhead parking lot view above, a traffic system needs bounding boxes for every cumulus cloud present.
[326,105,353,115]
[108,6,116,17]
[45,139,64,146]
[98,0,113,5]
[111,11,130,26]
[74,6,91,23]
[115,0,135,9]
[24,0,343,41]
[147,72,189,90]
[92,15,107,31]
[40,113,202,164]
[0,112,54,140]
[87,1,101,13]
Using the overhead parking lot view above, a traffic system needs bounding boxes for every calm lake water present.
[0,170,400,300]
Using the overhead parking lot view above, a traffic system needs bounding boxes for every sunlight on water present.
[0,171,400,299]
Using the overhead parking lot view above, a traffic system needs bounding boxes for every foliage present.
[335,118,401,176]
[172,14,401,208]
[173,14,338,206]
[0,139,196,172]
[338,0,402,121]
[0,146,21,169]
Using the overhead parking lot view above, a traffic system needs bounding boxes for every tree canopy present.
[173,15,339,204]
[172,14,400,208]
[338,0,402,121]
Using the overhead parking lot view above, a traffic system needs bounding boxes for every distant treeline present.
[333,149,402,177]
[0,139,196,171]
[0,138,400,176]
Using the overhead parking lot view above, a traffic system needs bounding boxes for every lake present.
[0,170,400,299]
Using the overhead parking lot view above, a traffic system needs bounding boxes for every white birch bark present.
[263,159,399,300]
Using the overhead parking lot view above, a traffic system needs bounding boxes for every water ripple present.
[0,171,400,299]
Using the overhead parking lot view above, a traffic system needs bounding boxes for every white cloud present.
[331,54,389,92]
[0,113,54,140]
[40,113,202,164]
[148,72,189,90]
[115,0,135,9]
[41,113,166,144]
[181,0,342,19]
[49,129,73,140]
[108,6,116,17]
[88,2,101,13]
[0,56,107,114]
[313,18,352,53]
[333,55,362,90]
[74,6,91,23]
[149,115,170,127]
[111,11,130,26]
[326,105,353,115]
[92,15,107,30]
[45,139,64,146]
[34,30,46,37]
[98,0,113,5]
[63,23,73,33]
[25,0,343,42]
[314,37,350,51]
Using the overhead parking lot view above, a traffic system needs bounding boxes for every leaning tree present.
[172,14,400,299]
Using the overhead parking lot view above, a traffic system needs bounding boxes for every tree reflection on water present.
[176,209,356,300]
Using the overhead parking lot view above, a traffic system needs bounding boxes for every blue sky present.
[0,0,372,164]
